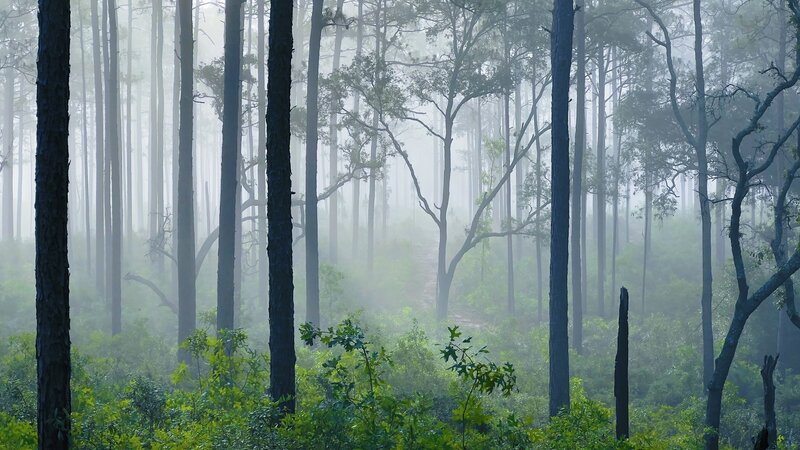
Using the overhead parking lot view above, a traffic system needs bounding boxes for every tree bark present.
[595,44,607,317]
[328,0,345,264]
[304,0,324,326]
[366,0,382,273]
[92,0,106,295]
[3,68,14,242]
[149,0,165,263]
[351,0,364,260]
[571,0,585,353]
[177,0,196,361]
[107,0,123,335]
[257,0,268,308]
[615,287,629,440]
[548,0,574,418]
[79,5,92,271]
[217,0,244,340]
[267,0,297,413]
[35,0,72,445]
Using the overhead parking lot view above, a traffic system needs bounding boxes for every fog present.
[3,0,800,448]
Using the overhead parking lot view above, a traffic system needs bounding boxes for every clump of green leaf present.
[441,325,516,449]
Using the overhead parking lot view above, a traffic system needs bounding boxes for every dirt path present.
[412,239,489,331]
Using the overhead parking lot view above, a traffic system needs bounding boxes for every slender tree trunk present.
[367,0,382,273]
[692,0,714,392]
[351,0,363,260]
[78,3,92,274]
[595,44,607,317]
[266,0,296,414]
[217,0,244,340]
[176,0,196,362]
[548,0,573,417]
[108,0,123,336]
[642,186,651,312]
[150,0,165,264]
[328,0,345,264]
[171,4,181,301]
[611,47,620,306]
[715,180,725,269]
[615,287,629,440]
[2,66,14,242]
[257,0,267,308]
[304,0,324,326]
[504,58,514,314]
[125,0,133,238]
[570,0,585,352]
[35,0,72,446]
[92,0,105,293]
[533,78,544,323]
[15,94,23,241]
[3,68,14,242]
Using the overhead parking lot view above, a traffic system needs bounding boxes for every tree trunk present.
[328,0,345,264]
[177,0,196,362]
[150,0,165,264]
[3,68,14,242]
[78,5,92,271]
[571,0,585,352]
[304,0,324,326]
[548,0,573,417]
[595,44,607,318]
[257,0,267,308]
[125,0,133,239]
[760,355,778,449]
[504,64,514,314]
[367,0,382,273]
[692,0,715,392]
[615,287,629,440]
[532,78,544,323]
[217,0,244,340]
[266,0,296,414]
[92,0,106,295]
[642,186,651,313]
[611,46,620,308]
[107,0,123,335]
[35,0,72,445]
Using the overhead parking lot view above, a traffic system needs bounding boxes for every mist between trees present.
[5,0,800,448]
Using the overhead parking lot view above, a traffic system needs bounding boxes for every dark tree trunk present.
[570,0,585,353]
[548,0,574,418]
[615,287,629,440]
[217,0,244,339]
[760,355,778,449]
[177,0,196,361]
[266,0,296,413]
[304,0,324,326]
[35,0,72,445]
[107,0,123,336]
